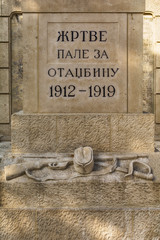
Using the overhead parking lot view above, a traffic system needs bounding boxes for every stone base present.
[11,111,154,154]
[0,153,160,240]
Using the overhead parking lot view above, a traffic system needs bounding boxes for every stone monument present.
[1,0,160,239]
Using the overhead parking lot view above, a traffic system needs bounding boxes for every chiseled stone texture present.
[37,209,130,240]
[0,182,40,208]
[110,114,154,152]
[11,112,154,154]
[12,113,56,154]
[1,181,160,209]
[0,17,8,41]
[0,209,36,240]
[133,210,160,239]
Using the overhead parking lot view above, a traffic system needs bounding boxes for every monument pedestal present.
[1,152,160,239]
[11,112,154,154]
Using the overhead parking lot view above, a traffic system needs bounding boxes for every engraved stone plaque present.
[25,13,128,113]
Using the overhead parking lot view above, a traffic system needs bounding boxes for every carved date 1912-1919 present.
[49,85,116,98]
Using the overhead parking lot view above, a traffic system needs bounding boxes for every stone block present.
[143,15,154,113]
[37,209,131,240]
[128,14,143,113]
[125,182,160,207]
[0,43,8,67]
[0,95,10,123]
[11,112,154,154]
[22,0,145,13]
[155,17,160,41]
[133,210,160,239]
[156,69,160,93]
[155,124,160,139]
[156,95,160,123]
[2,0,21,16]
[110,114,154,152]
[156,43,160,67]
[23,14,38,113]
[11,14,23,113]
[11,113,56,154]
[0,209,36,240]
[0,17,8,41]
[0,123,11,139]
[0,182,39,208]
[56,115,85,153]
[0,69,9,93]
[84,115,110,152]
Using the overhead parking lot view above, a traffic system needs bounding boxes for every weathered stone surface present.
[22,0,145,13]
[110,114,154,152]
[155,124,160,140]
[2,0,21,16]
[156,69,160,93]
[84,115,110,151]
[0,95,9,123]
[37,209,130,240]
[156,95,160,123]
[0,17,8,41]
[143,15,154,113]
[2,179,160,209]
[11,112,154,154]
[0,123,11,140]
[0,182,39,208]
[156,43,160,67]
[11,14,23,113]
[133,210,160,239]
[12,113,56,154]
[0,43,8,67]
[0,69,9,93]
[23,14,38,113]
[128,14,143,113]
[155,17,160,41]
[38,13,127,114]
[0,209,36,240]
[56,115,85,153]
